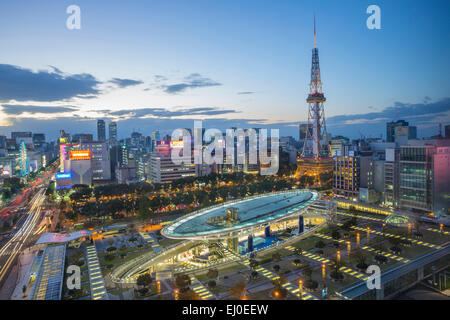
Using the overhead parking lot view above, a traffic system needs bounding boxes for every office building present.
[398,145,435,213]
[109,122,117,143]
[97,120,106,141]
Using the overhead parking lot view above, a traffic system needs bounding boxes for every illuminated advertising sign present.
[56,173,72,179]
[59,137,67,144]
[157,140,169,146]
[70,150,91,160]
[170,140,184,149]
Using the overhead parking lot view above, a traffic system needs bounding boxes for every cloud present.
[237,91,255,95]
[2,104,79,115]
[108,107,239,119]
[109,78,144,88]
[0,64,102,102]
[327,98,450,127]
[163,73,221,94]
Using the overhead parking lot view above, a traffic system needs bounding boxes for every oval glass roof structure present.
[162,190,318,239]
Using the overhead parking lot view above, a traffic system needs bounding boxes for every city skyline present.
[0,0,449,140]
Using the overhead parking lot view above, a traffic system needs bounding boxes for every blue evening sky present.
[0,0,449,139]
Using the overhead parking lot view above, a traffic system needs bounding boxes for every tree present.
[174,274,191,289]
[331,230,341,240]
[229,280,247,299]
[137,196,151,226]
[272,252,281,262]
[206,268,219,279]
[271,276,288,299]
[315,240,326,249]
[136,273,153,287]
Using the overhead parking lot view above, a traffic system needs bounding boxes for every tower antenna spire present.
[314,15,317,48]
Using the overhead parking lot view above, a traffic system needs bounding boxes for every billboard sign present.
[70,150,91,160]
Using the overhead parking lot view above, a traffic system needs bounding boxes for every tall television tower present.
[301,16,330,159]
[296,17,333,185]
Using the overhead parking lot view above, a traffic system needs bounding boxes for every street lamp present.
[174,288,179,300]
[337,250,341,266]
[366,226,370,244]
[408,223,412,234]
[298,279,303,300]
[356,232,360,248]
[157,280,161,295]
[347,241,351,260]
[321,263,326,284]
[440,224,444,233]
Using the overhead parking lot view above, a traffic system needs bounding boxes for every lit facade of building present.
[398,145,435,213]
[433,146,450,216]
[333,154,360,200]
[78,142,111,181]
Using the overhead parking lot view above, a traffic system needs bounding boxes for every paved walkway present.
[241,259,319,300]
[337,211,384,222]
[138,232,160,252]
[314,233,410,263]
[86,244,108,300]
[350,225,442,249]
[189,275,215,300]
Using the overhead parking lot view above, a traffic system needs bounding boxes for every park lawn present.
[196,263,247,282]
[291,237,319,251]
[158,238,183,247]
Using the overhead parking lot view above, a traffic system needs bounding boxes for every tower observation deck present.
[296,17,333,185]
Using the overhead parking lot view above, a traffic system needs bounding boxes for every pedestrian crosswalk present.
[314,233,410,263]
[337,211,385,222]
[86,245,108,300]
[300,250,369,282]
[359,245,409,263]
[350,226,442,249]
[189,276,214,300]
[281,281,318,300]
[242,259,318,300]
[139,232,161,251]
[338,266,369,281]
[425,227,449,236]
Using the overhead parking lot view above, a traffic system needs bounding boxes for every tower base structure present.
[296,157,333,186]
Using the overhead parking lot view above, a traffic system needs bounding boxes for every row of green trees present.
[65,177,295,222]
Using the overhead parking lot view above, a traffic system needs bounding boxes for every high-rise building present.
[445,124,450,139]
[32,133,46,148]
[384,148,400,207]
[119,145,128,167]
[399,145,435,213]
[72,134,93,143]
[12,132,32,140]
[77,141,111,181]
[149,154,195,184]
[97,120,106,141]
[151,130,160,152]
[386,120,408,143]
[0,135,7,149]
[296,18,333,185]
[19,141,29,177]
[299,124,313,141]
[408,126,417,140]
[333,153,360,200]
[109,122,117,143]
[433,145,450,216]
